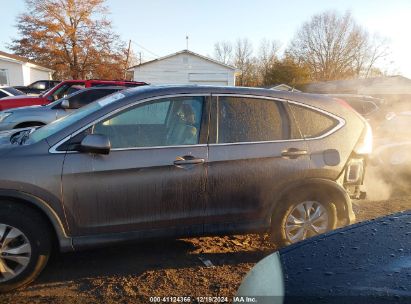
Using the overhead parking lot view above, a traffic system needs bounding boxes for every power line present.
[130,41,160,58]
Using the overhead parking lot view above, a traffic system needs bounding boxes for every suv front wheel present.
[271,191,338,247]
[0,202,51,292]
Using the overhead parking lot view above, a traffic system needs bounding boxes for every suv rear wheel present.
[0,202,51,292]
[271,191,337,247]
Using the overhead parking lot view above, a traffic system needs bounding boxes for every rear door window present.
[288,103,338,138]
[215,96,288,143]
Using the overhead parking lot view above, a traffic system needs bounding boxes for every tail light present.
[345,159,364,183]
[334,98,355,111]
[354,122,373,155]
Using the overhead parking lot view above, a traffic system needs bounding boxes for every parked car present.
[237,210,411,304]
[0,86,126,131]
[13,80,61,95]
[326,94,385,130]
[326,94,382,117]
[0,79,147,110]
[0,87,25,99]
[0,85,371,291]
[369,112,411,189]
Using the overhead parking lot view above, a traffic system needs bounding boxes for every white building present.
[0,50,54,86]
[128,50,237,86]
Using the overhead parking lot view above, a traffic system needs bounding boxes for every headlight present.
[0,112,12,122]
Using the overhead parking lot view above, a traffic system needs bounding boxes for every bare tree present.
[214,41,233,65]
[353,34,390,78]
[257,39,280,86]
[233,38,255,86]
[288,10,388,81]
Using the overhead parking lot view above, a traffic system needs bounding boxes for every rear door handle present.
[281,148,308,159]
[173,156,205,166]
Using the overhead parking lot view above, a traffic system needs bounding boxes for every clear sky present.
[1,0,411,77]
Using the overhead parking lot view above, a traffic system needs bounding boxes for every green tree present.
[264,54,310,88]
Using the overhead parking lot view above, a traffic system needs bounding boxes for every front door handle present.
[173,155,205,166]
[281,148,308,159]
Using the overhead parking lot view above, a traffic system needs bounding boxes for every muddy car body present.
[0,85,370,291]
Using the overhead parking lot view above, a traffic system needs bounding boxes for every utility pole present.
[186,35,189,50]
[124,39,132,79]
[139,52,142,65]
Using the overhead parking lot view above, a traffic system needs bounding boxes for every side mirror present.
[61,99,70,109]
[79,134,111,155]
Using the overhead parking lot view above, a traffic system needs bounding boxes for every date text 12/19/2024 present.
[149,296,259,303]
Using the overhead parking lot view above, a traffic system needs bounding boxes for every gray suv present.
[0,85,371,291]
[0,86,125,131]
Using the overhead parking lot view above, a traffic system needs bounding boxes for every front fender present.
[0,189,73,251]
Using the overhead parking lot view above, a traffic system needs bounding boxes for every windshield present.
[28,92,126,143]
[3,87,24,96]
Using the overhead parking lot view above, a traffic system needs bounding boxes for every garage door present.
[188,73,229,86]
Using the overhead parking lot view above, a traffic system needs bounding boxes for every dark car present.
[0,86,126,130]
[326,94,385,130]
[0,87,25,99]
[0,85,371,291]
[0,79,147,110]
[13,80,61,95]
[326,94,382,117]
[237,210,411,304]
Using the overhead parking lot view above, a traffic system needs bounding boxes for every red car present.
[0,79,147,110]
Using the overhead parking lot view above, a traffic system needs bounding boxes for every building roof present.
[304,76,411,95]
[269,84,301,92]
[127,49,237,71]
[0,50,54,72]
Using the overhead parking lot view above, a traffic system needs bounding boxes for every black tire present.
[270,189,337,248]
[0,202,51,292]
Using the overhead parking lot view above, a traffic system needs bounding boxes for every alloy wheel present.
[0,224,31,282]
[285,201,329,243]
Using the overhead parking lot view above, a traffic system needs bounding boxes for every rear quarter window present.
[288,103,339,138]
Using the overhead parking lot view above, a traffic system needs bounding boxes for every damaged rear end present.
[291,95,372,200]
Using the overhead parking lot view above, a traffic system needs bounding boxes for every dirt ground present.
[1,196,410,304]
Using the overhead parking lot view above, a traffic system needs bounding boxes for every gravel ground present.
[1,196,410,304]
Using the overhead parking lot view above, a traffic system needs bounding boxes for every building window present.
[0,69,9,86]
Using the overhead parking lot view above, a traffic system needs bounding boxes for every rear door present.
[205,95,310,233]
[61,94,210,236]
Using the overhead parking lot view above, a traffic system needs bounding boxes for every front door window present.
[93,96,204,148]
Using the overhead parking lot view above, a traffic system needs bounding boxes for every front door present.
[61,95,209,236]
